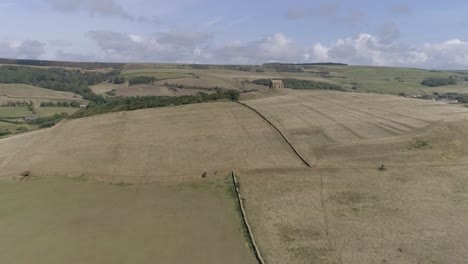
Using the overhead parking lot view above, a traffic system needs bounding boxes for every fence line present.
[231,171,266,264]
[237,101,312,167]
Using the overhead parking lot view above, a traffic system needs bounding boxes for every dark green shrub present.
[421,77,457,87]
[113,76,126,84]
[128,76,156,85]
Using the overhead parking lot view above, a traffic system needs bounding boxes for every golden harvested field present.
[237,90,468,263]
[0,176,256,264]
[0,102,303,181]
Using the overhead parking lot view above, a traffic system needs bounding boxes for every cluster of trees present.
[252,78,343,91]
[2,101,30,107]
[72,90,240,118]
[222,65,263,72]
[29,113,69,128]
[0,58,125,70]
[432,92,468,103]
[112,76,126,84]
[162,82,228,92]
[0,65,119,103]
[0,127,28,137]
[128,76,156,85]
[265,65,304,73]
[190,64,210,70]
[282,78,343,90]
[263,62,348,66]
[421,77,457,87]
[40,101,81,107]
[0,130,11,136]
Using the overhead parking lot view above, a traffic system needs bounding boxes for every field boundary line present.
[231,171,266,264]
[237,101,312,167]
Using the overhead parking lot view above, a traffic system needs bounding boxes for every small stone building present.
[270,80,284,90]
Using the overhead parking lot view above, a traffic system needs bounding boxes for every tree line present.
[0,65,119,103]
[40,101,81,107]
[252,78,343,91]
[71,90,240,118]
[421,77,457,87]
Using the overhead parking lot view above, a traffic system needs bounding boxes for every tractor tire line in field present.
[344,93,433,123]
[294,100,365,140]
[309,94,424,131]
[253,97,338,144]
[237,100,344,263]
[300,98,405,137]
[261,95,364,141]
[286,95,405,137]
[302,95,412,134]
[249,96,349,144]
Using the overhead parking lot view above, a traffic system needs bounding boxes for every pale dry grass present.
[237,90,468,264]
[0,102,304,182]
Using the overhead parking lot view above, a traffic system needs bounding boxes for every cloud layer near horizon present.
[20,31,465,69]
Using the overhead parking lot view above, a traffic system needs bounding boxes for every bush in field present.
[252,79,272,86]
[30,113,69,128]
[113,76,126,84]
[128,76,156,85]
[421,77,457,87]
[0,130,12,136]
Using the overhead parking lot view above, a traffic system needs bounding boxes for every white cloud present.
[0,40,46,59]
[45,0,154,21]
[209,33,303,64]
[307,33,427,67]
[45,30,468,69]
[87,30,212,63]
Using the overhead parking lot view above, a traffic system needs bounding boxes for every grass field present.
[35,107,79,117]
[120,69,197,80]
[0,106,33,118]
[0,176,256,264]
[0,83,80,100]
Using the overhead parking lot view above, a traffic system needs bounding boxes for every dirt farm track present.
[1,90,468,263]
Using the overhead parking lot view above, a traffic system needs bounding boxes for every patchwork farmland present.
[1,61,468,263]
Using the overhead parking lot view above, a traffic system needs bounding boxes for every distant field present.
[120,69,196,80]
[315,65,468,95]
[0,176,256,264]
[92,64,468,97]
[90,82,128,95]
[0,106,33,118]
[35,107,79,117]
[0,83,81,100]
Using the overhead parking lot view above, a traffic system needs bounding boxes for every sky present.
[0,0,468,69]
